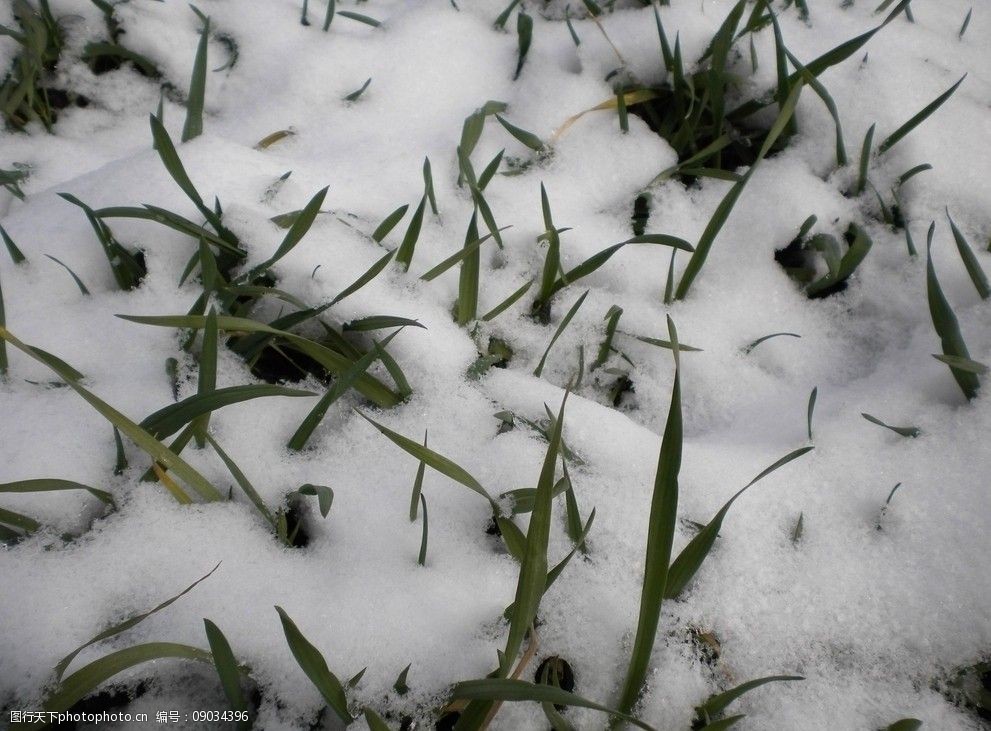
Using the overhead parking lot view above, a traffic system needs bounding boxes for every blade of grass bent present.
[878,76,966,155]
[410,430,427,520]
[193,307,218,447]
[54,562,220,680]
[0,327,223,502]
[926,237,980,399]
[534,291,588,377]
[203,619,249,721]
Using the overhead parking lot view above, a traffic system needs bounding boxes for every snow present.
[1,0,990,729]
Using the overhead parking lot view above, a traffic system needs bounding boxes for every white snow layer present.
[1,0,989,729]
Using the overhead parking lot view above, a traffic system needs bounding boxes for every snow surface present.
[1,0,990,729]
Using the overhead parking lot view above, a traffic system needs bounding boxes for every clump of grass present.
[58,193,146,290]
[1,164,30,199]
[775,222,874,299]
[0,0,64,130]
[0,479,114,544]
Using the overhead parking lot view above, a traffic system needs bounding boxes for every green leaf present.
[330,250,394,307]
[743,332,801,354]
[696,675,803,720]
[356,410,496,509]
[344,316,424,332]
[616,316,682,717]
[363,708,393,731]
[337,10,380,27]
[96,204,242,257]
[44,643,215,714]
[288,330,400,451]
[666,447,813,599]
[496,114,544,151]
[494,0,521,29]
[275,606,355,726]
[396,196,427,271]
[394,663,411,695]
[482,278,533,322]
[54,563,220,680]
[246,187,329,282]
[192,307,218,447]
[676,82,804,300]
[182,10,209,142]
[697,715,746,730]
[203,620,249,721]
[497,516,527,562]
[926,232,980,399]
[806,386,817,441]
[141,384,314,440]
[409,431,427,520]
[451,679,657,731]
[503,392,568,675]
[344,77,371,102]
[423,157,438,215]
[417,492,428,566]
[878,75,966,155]
[45,254,90,295]
[861,412,920,438]
[932,353,988,375]
[322,0,334,30]
[0,269,6,377]
[885,720,923,731]
[947,211,989,300]
[0,479,114,507]
[204,433,274,526]
[534,291,588,378]
[0,327,224,502]
[298,484,334,518]
[0,224,26,263]
[371,205,409,243]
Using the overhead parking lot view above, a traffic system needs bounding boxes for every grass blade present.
[806,387,817,441]
[861,413,920,438]
[0,479,114,507]
[356,410,496,510]
[423,157,438,215]
[1,224,26,263]
[533,290,588,378]
[43,643,214,714]
[203,620,249,723]
[0,327,224,501]
[514,10,532,80]
[330,249,394,306]
[456,212,481,325]
[288,330,399,450]
[141,384,314,440]
[54,563,220,680]
[408,432,428,521]
[926,231,980,399]
[696,676,803,720]
[665,447,813,599]
[275,606,355,726]
[181,10,209,142]
[0,268,6,377]
[372,204,409,243]
[743,332,801,354]
[878,75,966,155]
[45,255,90,295]
[337,10,380,27]
[192,307,218,447]
[496,115,544,151]
[395,196,427,271]
[204,433,274,525]
[502,391,569,673]
[417,492,428,565]
[947,210,989,299]
[482,279,533,322]
[616,316,682,717]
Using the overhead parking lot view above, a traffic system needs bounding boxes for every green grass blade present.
[297,483,334,518]
[538,183,561,306]
[409,429,427,522]
[497,516,527,562]
[423,157,438,215]
[502,391,568,674]
[330,249,394,306]
[364,708,393,731]
[372,204,409,243]
[0,224,26,263]
[275,606,355,726]
[676,82,803,300]
[534,290,588,378]
[456,212,481,325]
[615,316,681,717]
[855,123,875,195]
[141,384,314,440]
[288,330,399,451]
[477,149,505,191]
[885,720,923,731]
[244,186,328,279]
[181,11,209,142]
[0,479,114,507]
[482,279,533,322]
[344,316,423,332]
[192,307,218,447]
[417,492,428,565]
[665,446,813,599]
[337,10,380,27]
[958,8,972,39]
[96,204,242,257]
[697,676,803,719]
[344,77,371,102]
[44,643,214,714]
[878,75,966,155]
[204,433,274,525]
[697,716,746,730]
[322,0,335,30]
[395,196,427,271]
[203,620,249,721]
[514,10,533,80]
[494,0,521,29]
[861,412,920,438]
[947,211,989,299]
[550,236,693,299]
[806,387,817,441]
[0,506,40,535]
[54,563,220,680]
[0,269,6,377]
[932,353,988,375]
[149,116,226,235]
[356,410,496,509]
[452,679,656,731]
[591,305,623,371]
[785,49,846,166]
[743,332,800,354]
[0,327,224,501]
[45,255,90,295]
[496,115,544,151]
